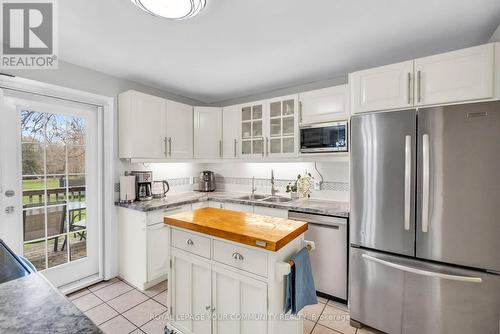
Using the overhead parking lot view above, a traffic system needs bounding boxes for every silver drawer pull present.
[232,252,244,261]
[186,239,194,246]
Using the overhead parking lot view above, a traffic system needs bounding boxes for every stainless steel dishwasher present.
[288,211,348,301]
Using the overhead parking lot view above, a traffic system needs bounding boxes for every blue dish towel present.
[284,247,318,315]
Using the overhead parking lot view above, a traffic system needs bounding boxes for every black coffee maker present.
[130,171,153,201]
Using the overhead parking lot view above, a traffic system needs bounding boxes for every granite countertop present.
[116,191,349,218]
[0,273,101,334]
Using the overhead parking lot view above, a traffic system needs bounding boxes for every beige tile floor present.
[69,277,383,334]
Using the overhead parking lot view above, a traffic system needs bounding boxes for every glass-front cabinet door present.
[266,95,299,157]
[240,101,265,158]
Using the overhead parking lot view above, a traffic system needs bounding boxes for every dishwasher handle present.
[288,211,347,228]
[309,222,340,230]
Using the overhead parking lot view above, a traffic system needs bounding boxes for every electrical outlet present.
[313,180,321,191]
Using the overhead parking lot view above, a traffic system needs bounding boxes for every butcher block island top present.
[164,207,308,251]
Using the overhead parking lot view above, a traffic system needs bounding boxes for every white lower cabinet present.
[212,265,268,334]
[118,205,192,290]
[167,226,305,334]
[208,201,254,214]
[192,201,209,209]
[253,206,288,218]
[171,250,212,334]
[208,201,225,209]
[224,202,254,213]
[147,223,170,282]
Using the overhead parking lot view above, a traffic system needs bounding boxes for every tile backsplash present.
[116,161,350,202]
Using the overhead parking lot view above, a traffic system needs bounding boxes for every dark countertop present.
[116,191,349,218]
[0,273,101,334]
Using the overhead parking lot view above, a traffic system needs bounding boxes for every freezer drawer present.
[350,247,500,334]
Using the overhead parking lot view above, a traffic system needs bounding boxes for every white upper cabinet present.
[414,43,495,106]
[222,105,240,159]
[299,85,350,123]
[350,43,500,114]
[350,60,414,114]
[266,94,299,157]
[119,90,167,159]
[194,107,223,159]
[239,101,266,158]
[166,100,193,159]
[119,90,192,160]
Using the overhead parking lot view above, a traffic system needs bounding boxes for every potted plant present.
[287,172,314,199]
[286,180,299,199]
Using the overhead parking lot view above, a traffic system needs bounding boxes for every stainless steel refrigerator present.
[349,101,500,334]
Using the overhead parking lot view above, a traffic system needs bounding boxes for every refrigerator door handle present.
[422,134,430,233]
[404,135,412,231]
[362,254,482,283]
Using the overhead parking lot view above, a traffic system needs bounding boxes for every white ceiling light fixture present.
[131,0,206,20]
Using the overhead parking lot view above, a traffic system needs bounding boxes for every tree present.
[22,143,41,175]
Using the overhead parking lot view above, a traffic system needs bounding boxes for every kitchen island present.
[164,207,312,334]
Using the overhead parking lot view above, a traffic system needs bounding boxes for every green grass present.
[22,178,59,190]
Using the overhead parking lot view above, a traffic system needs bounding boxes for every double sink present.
[237,194,292,203]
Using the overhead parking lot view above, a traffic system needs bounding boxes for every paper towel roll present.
[120,175,136,203]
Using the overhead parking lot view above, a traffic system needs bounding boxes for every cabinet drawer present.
[147,204,191,226]
[213,240,268,277]
[172,228,211,259]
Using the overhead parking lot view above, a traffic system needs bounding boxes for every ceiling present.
[59,0,500,104]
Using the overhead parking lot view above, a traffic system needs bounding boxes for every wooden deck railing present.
[23,186,86,205]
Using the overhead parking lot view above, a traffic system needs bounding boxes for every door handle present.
[417,70,422,103]
[219,140,222,158]
[234,139,237,157]
[164,137,168,157]
[407,72,412,105]
[422,134,430,233]
[362,254,482,283]
[404,135,412,231]
[186,239,194,246]
[4,190,15,197]
[5,206,14,214]
[266,137,269,156]
[168,137,172,157]
[299,101,303,123]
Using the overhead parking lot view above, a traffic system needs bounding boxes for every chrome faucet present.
[251,177,257,196]
[270,169,279,196]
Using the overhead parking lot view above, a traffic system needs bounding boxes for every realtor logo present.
[1,0,58,69]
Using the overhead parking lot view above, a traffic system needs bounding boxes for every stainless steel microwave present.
[299,121,348,153]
